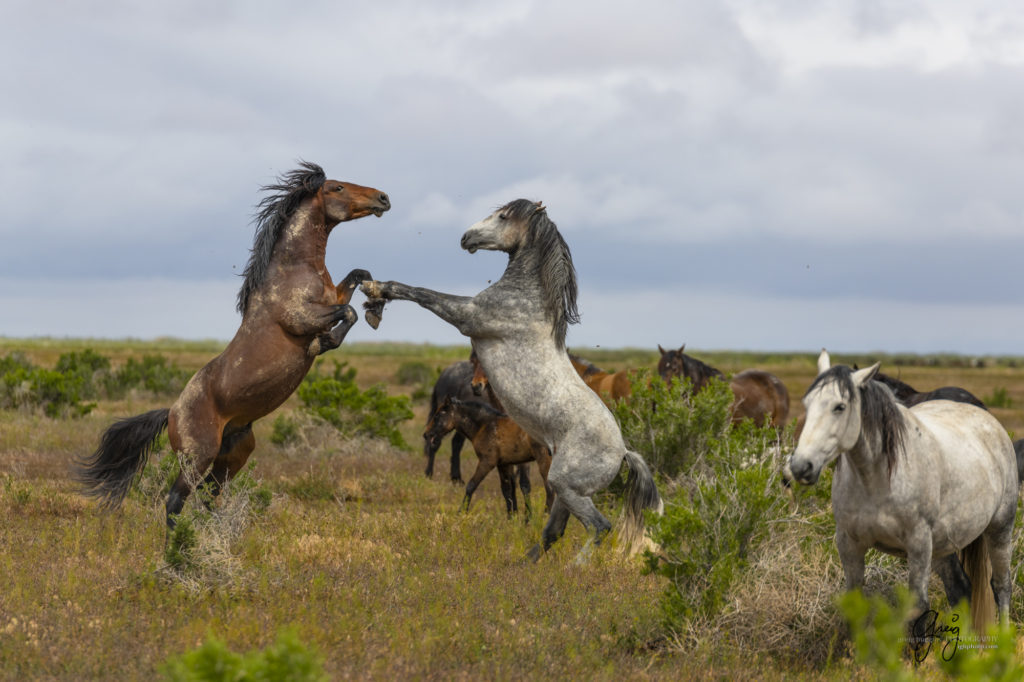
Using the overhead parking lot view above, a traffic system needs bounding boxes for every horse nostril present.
[379,193,390,208]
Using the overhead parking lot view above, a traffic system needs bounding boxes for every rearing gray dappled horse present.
[362,199,662,561]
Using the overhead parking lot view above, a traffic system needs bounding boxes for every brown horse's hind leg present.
[199,424,256,506]
[165,400,227,529]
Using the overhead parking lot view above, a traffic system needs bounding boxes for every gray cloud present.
[2,1,1023,354]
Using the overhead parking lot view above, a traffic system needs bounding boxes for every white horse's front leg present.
[836,529,866,593]
[361,280,483,337]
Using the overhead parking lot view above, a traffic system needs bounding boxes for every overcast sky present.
[3,1,1024,356]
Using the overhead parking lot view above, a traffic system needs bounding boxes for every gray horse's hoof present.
[525,544,543,563]
[363,299,384,329]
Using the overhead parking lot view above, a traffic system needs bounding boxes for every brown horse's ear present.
[657,344,666,355]
[678,343,686,353]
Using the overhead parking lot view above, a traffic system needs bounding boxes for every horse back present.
[908,401,1018,501]
[729,370,790,427]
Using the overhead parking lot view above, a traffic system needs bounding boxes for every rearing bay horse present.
[74,162,390,527]
[362,199,662,561]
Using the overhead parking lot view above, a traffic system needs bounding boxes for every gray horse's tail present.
[617,450,664,556]
[73,408,170,510]
[961,535,995,634]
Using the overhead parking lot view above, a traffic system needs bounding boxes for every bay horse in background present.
[789,358,1018,641]
[425,396,553,518]
[362,199,662,561]
[657,344,790,428]
[75,162,390,528]
[568,354,635,403]
[425,354,533,494]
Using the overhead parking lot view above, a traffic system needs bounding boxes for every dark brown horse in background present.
[425,396,553,518]
[423,359,475,482]
[74,162,390,527]
[657,344,790,428]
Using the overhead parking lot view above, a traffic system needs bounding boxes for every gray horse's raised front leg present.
[361,280,481,336]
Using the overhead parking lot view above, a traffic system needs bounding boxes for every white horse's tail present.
[617,450,664,556]
[961,535,995,634]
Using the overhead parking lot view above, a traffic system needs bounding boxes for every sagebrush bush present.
[160,628,327,682]
[0,350,191,417]
[297,362,413,448]
[613,370,791,633]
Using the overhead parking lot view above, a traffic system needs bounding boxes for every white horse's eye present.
[833,403,846,414]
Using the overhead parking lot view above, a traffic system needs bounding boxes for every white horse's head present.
[461,199,543,254]
[788,356,880,485]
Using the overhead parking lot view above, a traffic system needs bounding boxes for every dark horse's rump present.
[75,163,390,528]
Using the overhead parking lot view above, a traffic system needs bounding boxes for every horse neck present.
[274,203,331,268]
[841,403,903,490]
[453,404,493,442]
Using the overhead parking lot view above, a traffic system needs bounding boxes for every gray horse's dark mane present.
[806,365,907,478]
[236,161,327,315]
[502,198,580,348]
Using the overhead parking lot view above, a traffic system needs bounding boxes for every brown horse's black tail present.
[73,408,170,510]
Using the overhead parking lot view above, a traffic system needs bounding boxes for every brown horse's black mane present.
[807,365,908,478]
[236,161,328,315]
[502,199,579,348]
[568,353,605,378]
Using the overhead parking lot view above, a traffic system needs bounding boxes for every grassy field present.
[1,338,1023,680]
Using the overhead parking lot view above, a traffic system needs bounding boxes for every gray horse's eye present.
[833,403,846,414]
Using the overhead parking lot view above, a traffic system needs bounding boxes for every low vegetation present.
[2,339,1023,680]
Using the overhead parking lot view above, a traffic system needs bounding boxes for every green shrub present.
[161,627,327,682]
[614,369,787,627]
[837,588,916,681]
[395,361,439,402]
[298,362,414,448]
[269,414,300,446]
[984,387,1013,409]
[55,349,112,399]
[107,354,191,397]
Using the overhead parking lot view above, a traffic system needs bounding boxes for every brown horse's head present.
[469,351,487,396]
[657,344,686,383]
[657,343,723,391]
[318,179,391,225]
[424,396,457,450]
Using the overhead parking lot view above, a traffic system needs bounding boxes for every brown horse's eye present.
[334,186,345,192]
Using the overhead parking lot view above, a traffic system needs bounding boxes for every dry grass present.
[2,339,1024,679]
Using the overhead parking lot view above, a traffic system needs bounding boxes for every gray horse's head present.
[789,361,880,485]
[462,199,580,347]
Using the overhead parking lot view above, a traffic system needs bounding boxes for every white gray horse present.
[361,199,662,561]
[788,357,1018,638]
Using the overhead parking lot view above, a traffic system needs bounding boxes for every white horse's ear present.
[852,362,880,386]
[816,348,830,374]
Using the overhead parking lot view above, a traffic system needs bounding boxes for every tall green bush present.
[613,370,788,626]
[161,628,327,682]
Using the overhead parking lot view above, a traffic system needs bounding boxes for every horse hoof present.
[525,544,543,563]
[363,301,384,329]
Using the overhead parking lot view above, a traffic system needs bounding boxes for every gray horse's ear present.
[852,362,880,386]
[817,348,830,374]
